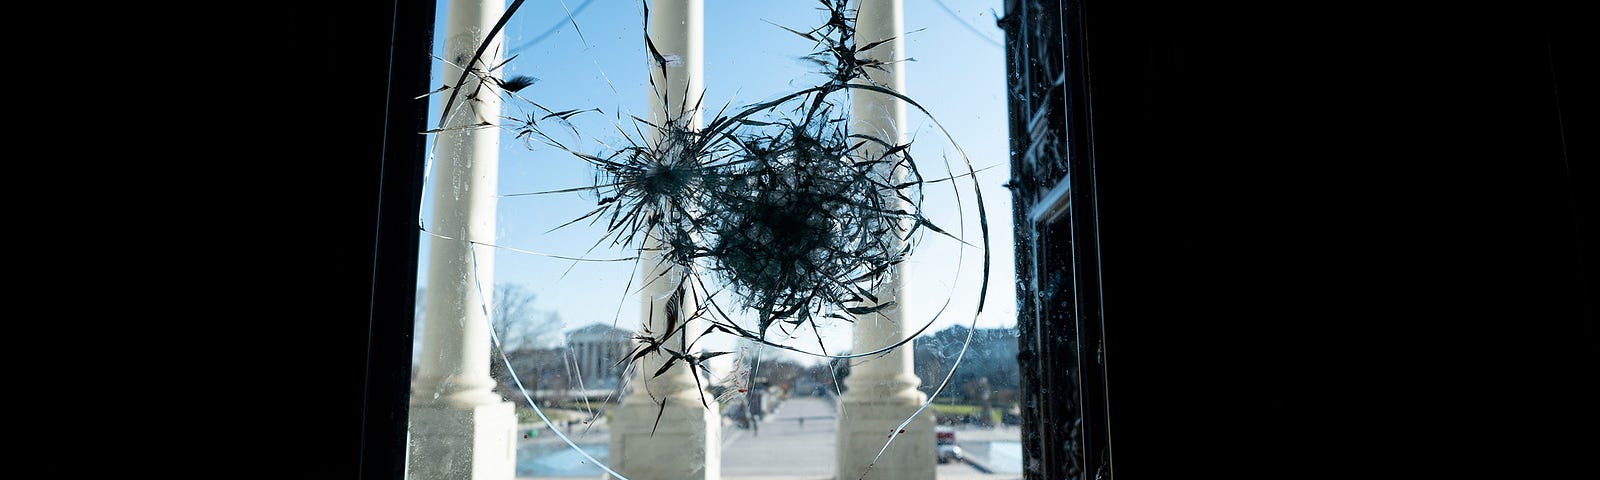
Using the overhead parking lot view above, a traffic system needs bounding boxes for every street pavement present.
[722,395,1022,480]
[720,394,835,479]
[515,395,1021,479]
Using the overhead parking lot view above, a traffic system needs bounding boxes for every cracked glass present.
[407,1,1018,478]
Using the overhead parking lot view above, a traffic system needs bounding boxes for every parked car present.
[936,426,964,463]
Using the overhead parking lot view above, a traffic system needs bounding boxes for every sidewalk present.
[721,395,838,479]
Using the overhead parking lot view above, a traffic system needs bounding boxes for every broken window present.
[407,1,1020,478]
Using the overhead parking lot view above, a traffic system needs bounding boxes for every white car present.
[936,426,964,463]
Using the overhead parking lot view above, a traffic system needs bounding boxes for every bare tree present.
[489,283,564,352]
[487,283,565,401]
[413,283,566,392]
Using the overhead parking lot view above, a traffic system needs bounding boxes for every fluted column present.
[605,1,720,479]
[406,1,516,480]
[835,0,937,478]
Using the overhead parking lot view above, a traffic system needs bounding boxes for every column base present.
[835,398,937,480]
[407,401,517,480]
[604,398,721,480]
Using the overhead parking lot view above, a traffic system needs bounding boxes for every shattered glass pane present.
[408,1,1018,478]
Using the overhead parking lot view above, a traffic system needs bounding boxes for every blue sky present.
[417,0,1012,364]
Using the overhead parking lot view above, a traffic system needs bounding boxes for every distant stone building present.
[564,323,634,389]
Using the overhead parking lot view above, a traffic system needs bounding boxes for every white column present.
[588,343,597,384]
[407,1,516,480]
[585,342,594,381]
[607,341,620,386]
[596,343,604,384]
[606,1,720,479]
[836,0,937,478]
